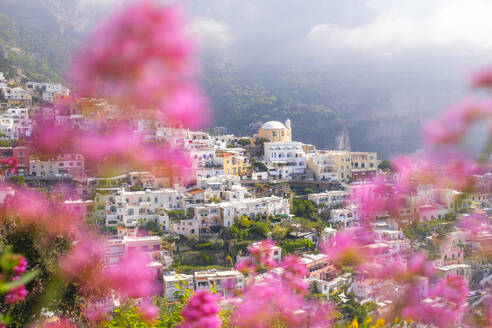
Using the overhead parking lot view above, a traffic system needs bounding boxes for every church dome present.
[261,121,287,130]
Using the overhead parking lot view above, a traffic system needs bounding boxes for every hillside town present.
[1,73,491,326]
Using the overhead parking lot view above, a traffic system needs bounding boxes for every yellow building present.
[217,152,250,177]
[256,119,292,142]
[350,152,378,180]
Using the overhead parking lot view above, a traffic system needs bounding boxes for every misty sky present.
[76,0,492,156]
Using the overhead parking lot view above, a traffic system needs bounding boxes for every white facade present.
[98,188,183,228]
[330,208,357,228]
[264,141,306,179]
[174,196,289,238]
[194,270,245,297]
[306,153,337,180]
[163,272,194,301]
[104,235,163,266]
[308,191,348,208]
[0,108,32,139]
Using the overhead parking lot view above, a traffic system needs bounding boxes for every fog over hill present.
[1,0,492,158]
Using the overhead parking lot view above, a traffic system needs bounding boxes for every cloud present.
[307,0,492,51]
[187,16,233,53]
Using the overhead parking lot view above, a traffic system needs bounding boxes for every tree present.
[377,160,392,171]
[250,221,269,239]
[271,225,288,240]
[237,138,251,147]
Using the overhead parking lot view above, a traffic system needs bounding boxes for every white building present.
[194,269,245,297]
[330,208,357,228]
[264,141,306,179]
[98,188,183,228]
[174,196,290,238]
[104,235,163,266]
[306,152,337,180]
[163,272,194,301]
[308,191,349,208]
[0,108,32,139]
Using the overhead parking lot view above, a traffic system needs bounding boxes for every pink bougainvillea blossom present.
[422,99,492,146]
[401,274,469,327]
[458,211,490,236]
[236,240,278,275]
[4,280,28,304]
[320,230,367,267]
[232,277,331,328]
[139,300,160,323]
[104,250,159,300]
[70,0,208,130]
[278,255,309,294]
[12,256,27,275]
[179,290,220,328]
[470,66,492,89]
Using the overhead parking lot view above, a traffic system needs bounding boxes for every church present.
[255,119,292,142]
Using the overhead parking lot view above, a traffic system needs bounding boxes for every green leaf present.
[0,269,39,293]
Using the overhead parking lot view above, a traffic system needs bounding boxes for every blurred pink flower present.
[278,256,309,294]
[139,300,159,323]
[422,99,492,146]
[232,276,331,328]
[70,0,208,131]
[32,122,72,157]
[158,83,210,129]
[231,279,304,328]
[458,212,490,236]
[59,231,106,296]
[470,66,492,89]
[104,250,159,299]
[179,290,220,328]
[402,274,469,327]
[32,319,79,328]
[13,256,27,275]
[4,280,28,304]
[357,256,406,280]
[236,240,278,275]
[0,187,82,236]
[406,252,433,278]
[320,230,366,267]
[82,305,111,324]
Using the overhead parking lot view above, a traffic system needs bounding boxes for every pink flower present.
[179,290,220,328]
[279,256,309,294]
[406,252,433,278]
[458,212,489,236]
[104,250,159,299]
[401,274,469,327]
[4,283,28,304]
[236,240,278,274]
[59,231,106,296]
[13,256,27,275]
[0,187,82,236]
[470,66,492,89]
[32,318,79,327]
[70,0,207,128]
[32,120,72,157]
[138,301,159,323]
[232,277,331,328]
[357,256,406,280]
[320,230,366,267]
[422,99,492,146]
[82,305,111,324]
[158,83,210,129]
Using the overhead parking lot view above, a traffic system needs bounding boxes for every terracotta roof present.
[216,152,233,157]
[188,189,204,195]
